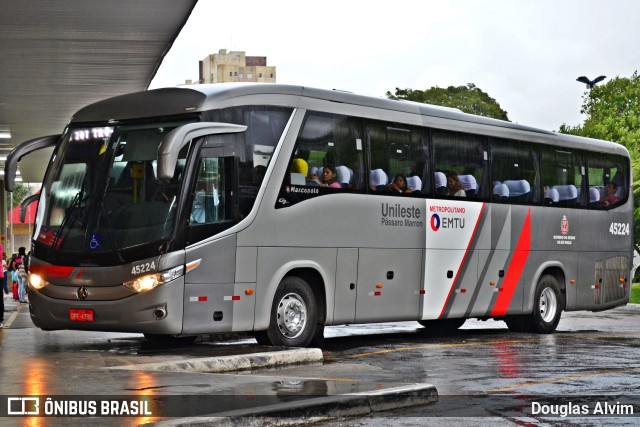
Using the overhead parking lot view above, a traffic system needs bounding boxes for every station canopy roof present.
[0,0,198,184]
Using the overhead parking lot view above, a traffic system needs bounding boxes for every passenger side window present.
[540,148,584,208]
[433,130,486,199]
[586,153,629,210]
[490,139,538,204]
[293,113,363,189]
[367,122,428,196]
[279,112,364,207]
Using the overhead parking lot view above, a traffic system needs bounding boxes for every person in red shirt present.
[601,182,620,207]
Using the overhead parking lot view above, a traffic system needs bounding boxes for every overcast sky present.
[150,0,640,132]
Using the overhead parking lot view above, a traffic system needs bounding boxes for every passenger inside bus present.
[446,172,466,197]
[310,166,341,188]
[601,182,620,207]
[386,174,411,194]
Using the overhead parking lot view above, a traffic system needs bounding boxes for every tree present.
[559,71,640,243]
[386,83,510,121]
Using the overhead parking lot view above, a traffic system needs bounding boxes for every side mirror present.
[20,193,40,223]
[5,134,60,192]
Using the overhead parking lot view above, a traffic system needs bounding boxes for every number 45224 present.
[609,222,630,235]
[131,262,155,275]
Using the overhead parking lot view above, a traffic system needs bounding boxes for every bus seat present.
[435,172,447,195]
[290,172,306,186]
[291,158,308,176]
[407,176,422,193]
[589,187,601,207]
[308,166,319,178]
[493,183,509,202]
[504,179,531,203]
[545,188,560,205]
[458,174,477,197]
[369,169,388,191]
[335,166,351,188]
[553,184,578,206]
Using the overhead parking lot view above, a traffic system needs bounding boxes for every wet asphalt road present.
[1,297,639,426]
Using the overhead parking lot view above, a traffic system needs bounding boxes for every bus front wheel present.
[256,276,320,348]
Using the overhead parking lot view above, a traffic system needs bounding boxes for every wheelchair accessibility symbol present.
[89,233,102,250]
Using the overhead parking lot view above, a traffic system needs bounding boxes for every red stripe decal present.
[438,203,486,319]
[232,295,240,301]
[30,265,74,279]
[491,209,531,316]
[198,296,208,302]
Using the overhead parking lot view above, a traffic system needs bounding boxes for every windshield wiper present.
[49,183,89,257]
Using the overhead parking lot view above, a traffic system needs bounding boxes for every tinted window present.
[490,138,538,204]
[433,130,486,200]
[368,122,428,196]
[585,152,629,210]
[540,148,584,208]
[279,112,363,206]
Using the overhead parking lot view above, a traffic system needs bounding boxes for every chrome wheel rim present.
[276,293,307,338]
[539,287,557,323]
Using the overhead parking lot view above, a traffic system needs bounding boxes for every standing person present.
[8,254,18,302]
[17,247,28,304]
[0,255,4,327]
[2,253,8,297]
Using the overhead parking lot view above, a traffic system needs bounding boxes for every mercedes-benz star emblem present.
[77,286,88,301]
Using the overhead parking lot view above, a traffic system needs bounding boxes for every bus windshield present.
[34,122,191,263]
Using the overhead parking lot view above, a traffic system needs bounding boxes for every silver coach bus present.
[6,83,633,347]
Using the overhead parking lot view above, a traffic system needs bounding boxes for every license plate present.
[69,309,94,322]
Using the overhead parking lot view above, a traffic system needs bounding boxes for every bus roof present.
[71,83,629,158]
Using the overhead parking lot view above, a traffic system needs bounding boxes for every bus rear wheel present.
[518,274,563,333]
[257,276,320,348]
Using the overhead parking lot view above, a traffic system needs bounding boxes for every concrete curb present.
[151,383,438,426]
[110,348,323,373]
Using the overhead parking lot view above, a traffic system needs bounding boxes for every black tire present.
[504,315,528,332]
[521,274,563,333]
[418,318,466,335]
[260,276,319,347]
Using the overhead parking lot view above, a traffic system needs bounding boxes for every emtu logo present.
[430,213,441,231]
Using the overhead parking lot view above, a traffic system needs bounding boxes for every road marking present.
[3,302,24,328]
[343,337,544,359]
[485,367,640,393]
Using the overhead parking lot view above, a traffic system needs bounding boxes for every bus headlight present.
[29,274,50,290]
[123,266,184,293]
